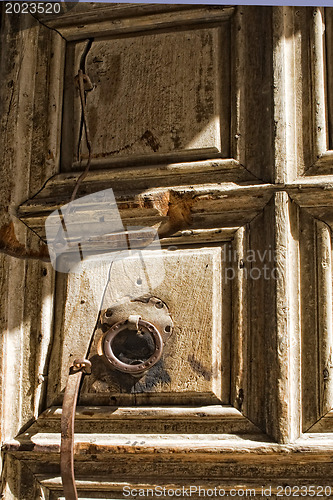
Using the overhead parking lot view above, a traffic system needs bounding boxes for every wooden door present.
[1,3,333,499]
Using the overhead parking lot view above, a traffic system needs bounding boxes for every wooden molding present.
[37,5,235,41]
[17,167,270,243]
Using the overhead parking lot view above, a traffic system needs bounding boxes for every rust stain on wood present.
[157,191,194,237]
[149,191,170,216]
[0,221,50,261]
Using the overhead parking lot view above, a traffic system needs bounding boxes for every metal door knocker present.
[97,296,173,378]
[103,315,163,374]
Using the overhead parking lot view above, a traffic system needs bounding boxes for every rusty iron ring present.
[103,319,163,374]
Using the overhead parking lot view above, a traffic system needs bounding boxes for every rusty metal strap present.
[61,359,91,500]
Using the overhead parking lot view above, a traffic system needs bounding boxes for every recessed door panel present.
[61,25,229,170]
[47,245,230,406]
[82,247,224,405]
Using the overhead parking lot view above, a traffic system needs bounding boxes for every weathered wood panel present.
[17,175,272,244]
[47,260,111,407]
[246,198,277,436]
[0,12,61,445]
[36,476,333,500]
[232,7,273,181]
[3,3,333,498]
[308,409,333,431]
[310,8,327,163]
[242,193,301,443]
[1,454,47,500]
[48,246,228,406]
[39,5,234,41]
[316,220,333,419]
[7,432,333,469]
[62,26,226,170]
[230,226,248,413]
[299,209,320,430]
[273,7,310,181]
[27,405,261,435]
[272,7,331,178]
[326,8,333,151]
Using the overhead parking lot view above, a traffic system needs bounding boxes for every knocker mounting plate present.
[99,295,173,375]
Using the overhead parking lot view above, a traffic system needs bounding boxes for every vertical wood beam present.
[311,8,327,160]
[326,9,333,150]
[316,220,333,418]
[273,7,298,183]
[273,192,300,443]
[299,209,320,430]
[231,226,248,413]
[232,6,274,182]
[245,192,301,443]
[0,12,61,448]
